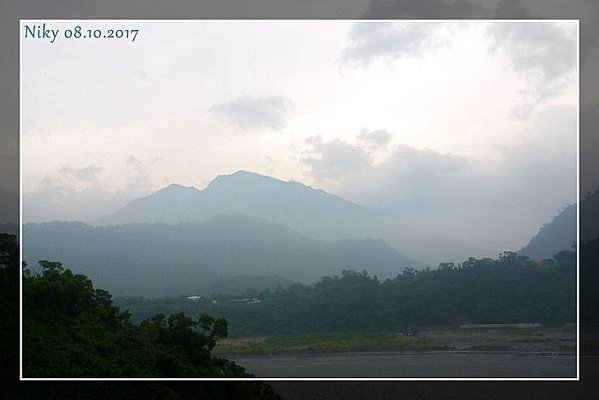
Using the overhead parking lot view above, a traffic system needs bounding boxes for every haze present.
[21,20,577,252]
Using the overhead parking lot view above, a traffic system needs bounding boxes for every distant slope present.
[23,215,422,297]
[519,204,576,260]
[518,186,599,260]
[96,170,487,265]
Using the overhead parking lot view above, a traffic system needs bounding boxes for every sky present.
[21,20,578,251]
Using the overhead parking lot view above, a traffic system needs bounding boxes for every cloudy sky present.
[21,20,577,250]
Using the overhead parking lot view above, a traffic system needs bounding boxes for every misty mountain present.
[519,204,576,260]
[96,170,487,265]
[518,186,599,260]
[23,215,421,297]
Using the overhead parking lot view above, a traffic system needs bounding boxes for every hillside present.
[96,170,487,265]
[519,204,576,260]
[518,186,599,260]
[23,215,421,297]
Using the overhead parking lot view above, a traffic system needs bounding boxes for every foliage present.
[0,234,19,381]
[22,258,255,379]
[119,251,577,337]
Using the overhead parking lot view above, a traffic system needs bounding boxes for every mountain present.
[96,170,487,265]
[518,186,599,260]
[97,171,377,233]
[519,204,576,260]
[23,215,422,297]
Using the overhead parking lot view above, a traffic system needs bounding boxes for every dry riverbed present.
[215,325,577,356]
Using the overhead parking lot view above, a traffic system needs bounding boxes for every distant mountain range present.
[96,170,487,265]
[23,215,422,297]
[23,171,592,296]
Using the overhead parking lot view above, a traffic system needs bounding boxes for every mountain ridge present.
[95,170,488,265]
[24,214,422,297]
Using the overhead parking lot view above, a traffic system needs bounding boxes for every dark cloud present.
[210,95,293,131]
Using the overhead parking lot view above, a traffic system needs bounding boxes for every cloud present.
[302,136,372,180]
[340,21,454,66]
[303,136,468,211]
[37,164,104,192]
[357,128,393,149]
[23,156,159,223]
[23,183,130,224]
[134,69,147,79]
[485,21,577,119]
[210,95,293,131]
[341,18,576,120]
[126,155,154,192]
[299,108,576,250]
[58,164,104,183]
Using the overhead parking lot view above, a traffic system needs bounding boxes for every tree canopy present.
[118,251,577,337]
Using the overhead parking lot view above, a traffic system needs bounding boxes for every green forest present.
[2,231,599,386]
[0,234,280,398]
[118,250,578,337]
[23,259,247,378]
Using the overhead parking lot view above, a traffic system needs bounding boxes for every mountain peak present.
[206,170,289,191]
[211,170,282,183]
[157,183,199,193]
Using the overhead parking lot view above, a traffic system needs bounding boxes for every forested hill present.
[24,215,421,297]
[118,250,577,337]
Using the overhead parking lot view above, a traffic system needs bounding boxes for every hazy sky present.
[22,20,578,250]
